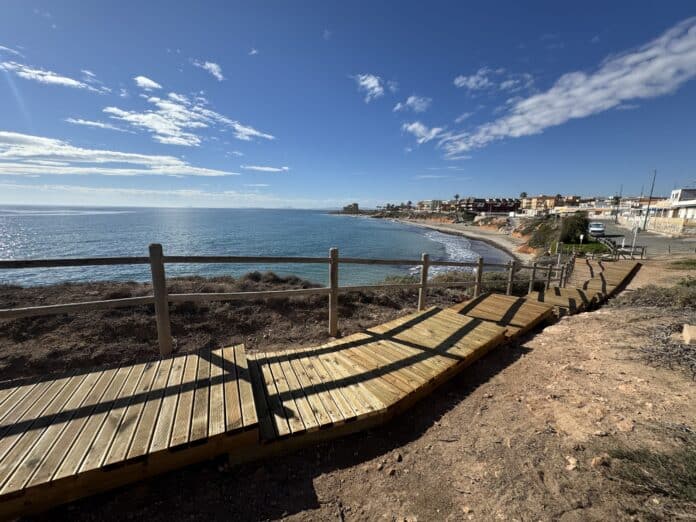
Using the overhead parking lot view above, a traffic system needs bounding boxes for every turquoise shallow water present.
[0,207,511,286]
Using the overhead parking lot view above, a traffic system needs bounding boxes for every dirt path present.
[47,264,696,520]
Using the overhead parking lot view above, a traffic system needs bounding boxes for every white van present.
[588,222,606,236]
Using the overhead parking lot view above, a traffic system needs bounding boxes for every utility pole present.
[642,169,657,231]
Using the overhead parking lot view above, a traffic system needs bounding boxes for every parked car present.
[588,222,606,236]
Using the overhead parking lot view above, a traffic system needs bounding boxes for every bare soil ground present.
[6,258,696,521]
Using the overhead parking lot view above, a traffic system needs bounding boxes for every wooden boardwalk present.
[249,307,506,441]
[0,346,259,517]
[0,260,641,518]
[448,293,553,338]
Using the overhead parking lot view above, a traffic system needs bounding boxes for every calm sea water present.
[0,207,510,286]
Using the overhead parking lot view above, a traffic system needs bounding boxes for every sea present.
[0,207,511,286]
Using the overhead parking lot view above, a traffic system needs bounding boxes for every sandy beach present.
[394,218,535,264]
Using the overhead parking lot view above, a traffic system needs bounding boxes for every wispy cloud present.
[454,67,533,94]
[0,45,23,57]
[401,121,444,144]
[440,17,696,157]
[249,48,259,56]
[133,75,162,91]
[227,150,244,157]
[322,29,332,40]
[240,165,289,173]
[393,95,432,113]
[65,118,130,132]
[454,68,495,90]
[0,130,236,177]
[192,59,224,81]
[244,183,270,187]
[353,73,384,103]
[0,61,109,93]
[104,91,274,146]
[454,112,472,123]
[413,174,450,179]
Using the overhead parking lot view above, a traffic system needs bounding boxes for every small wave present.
[407,230,479,276]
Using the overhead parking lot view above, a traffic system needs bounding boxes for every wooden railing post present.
[528,261,537,293]
[149,243,172,356]
[417,253,429,311]
[474,257,484,297]
[328,247,339,337]
[559,264,566,287]
[506,260,515,296]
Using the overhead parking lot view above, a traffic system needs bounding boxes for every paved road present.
[601,221,696,256]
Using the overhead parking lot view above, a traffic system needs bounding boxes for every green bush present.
[559,212,589,244]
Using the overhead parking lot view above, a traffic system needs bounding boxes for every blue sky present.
[0,1,695,208]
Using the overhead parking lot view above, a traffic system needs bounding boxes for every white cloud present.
[104,91,274,146]
[0,45,23,57]
[192,59,224,81]
[353,73,384,102]
[0,130,236,177]
[65,118,129,132]
[249,48,259,56]
[244,183,270,187]
[454,112,472,123]
[119,88,129,98]
[441,17,696,157]
[401,121,444,144]
[240,165,289,172]
[227,150,244,157]
[387,80,399,93]
[454,67,494,90]
[322,29,332,40]
[393,95,432,113]
[0,61,109,93]
[133,75,162,91]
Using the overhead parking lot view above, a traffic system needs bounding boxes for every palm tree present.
[519,191,527,198]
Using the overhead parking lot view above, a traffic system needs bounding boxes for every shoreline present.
[392,218,534,264]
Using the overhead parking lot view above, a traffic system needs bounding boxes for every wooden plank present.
[0,373,86,494]
[103,360,161,465]
[246,354,275,440]
[315,350,386,418]
[350,341,431,391]
[278,354,321,432]
[287,350,346,425]
[332,349,403,408]
[285,351,333,427]
[0,382,32,411]
[300,350,358,422]
[0,381,52,429]
[1,371,101,494]
[257,352,291,438]
[207,348,226,438]
[148,356,186,453]
[53,366,133,480]
[27,368,118,488]
[233,345,257,428]
[267,355,306,434]
[221,346,242,432]
[0,375,74,463]
[169,354,199,448]
[126,358,173,460]
[79,362,148,472]
[189,351,211,442]
[341,345,419,397]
